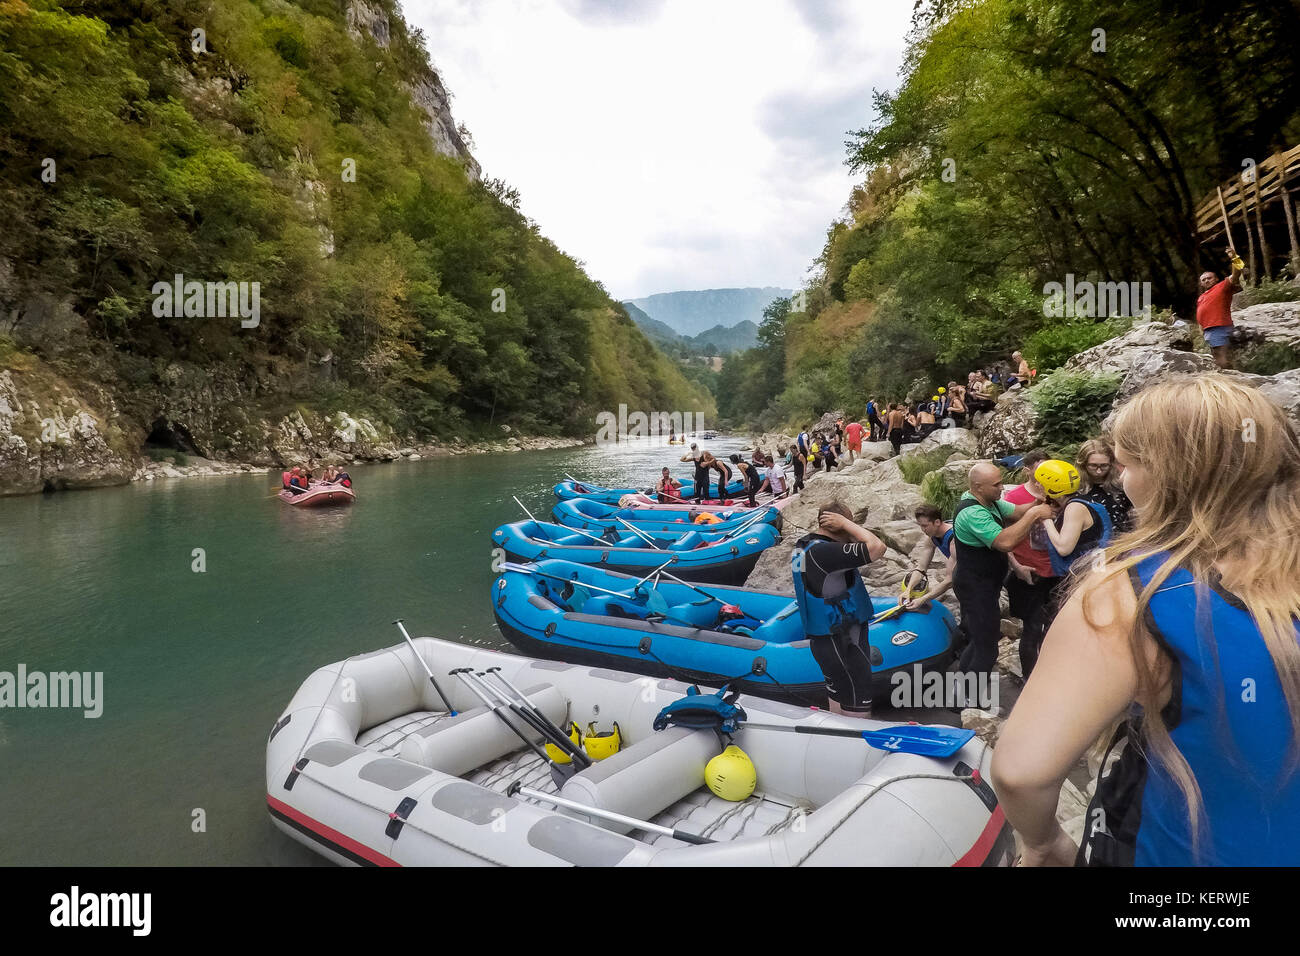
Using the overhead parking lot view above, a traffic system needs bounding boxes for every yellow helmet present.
[937,386,946,394]
[705,745,756,801]
[931,395,939,402]
[1034,459,1081,499]
[545,722,583,764]
[584,721,621,761]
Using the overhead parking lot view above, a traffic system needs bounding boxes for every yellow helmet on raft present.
[545,721,583,764]
[584,722,621,760]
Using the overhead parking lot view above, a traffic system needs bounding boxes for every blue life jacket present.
[931,528,955,560]
[796,431,810,454]
[1079,552,1300,866]
[653,685,747,735]
[791,534,873,639]
[1046,499,1111,576]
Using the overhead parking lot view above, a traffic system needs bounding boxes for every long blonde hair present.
[1078,375,1300,855]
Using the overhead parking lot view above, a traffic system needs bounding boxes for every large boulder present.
[978,391,1040,457]
[1235,299,1300,350]
[917,426,979,458]
[1255,368,1300,426]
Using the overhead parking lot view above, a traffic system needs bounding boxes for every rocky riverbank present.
[0,357,589,496]
[742,300,1300,844]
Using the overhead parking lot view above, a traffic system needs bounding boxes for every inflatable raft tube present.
[491,519,780,586]
[266,636,1013,866]
[554,478,748,505]
[278,482,356,507]
[491,559,957,706]
[551,498,783,536]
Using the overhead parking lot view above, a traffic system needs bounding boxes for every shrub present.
[1022,317,1128,373]
[1028,370,1123,448]
[898,446,952,484]
[920,469,961,517]
[1237,342,1300,376]
[1238,278,1300,307]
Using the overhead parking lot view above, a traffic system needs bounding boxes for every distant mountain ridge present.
[625,287,794,338]
[621,301,759,355]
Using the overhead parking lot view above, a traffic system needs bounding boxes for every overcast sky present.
[404,0,914,301]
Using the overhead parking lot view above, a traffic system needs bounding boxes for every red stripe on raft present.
[266,795,400,867]
[952,806,1007,867]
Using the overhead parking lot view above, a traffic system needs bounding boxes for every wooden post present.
[1216,186,1238,255]
[1239,175,1259,285]
[1252,167,1272,281]
[1280,154,1300,275]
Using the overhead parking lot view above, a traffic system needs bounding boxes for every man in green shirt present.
[951,462,1053,697]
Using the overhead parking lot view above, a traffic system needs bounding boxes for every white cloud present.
[404,0,913,299]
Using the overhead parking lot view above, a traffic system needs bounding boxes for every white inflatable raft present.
[266,637,1013,866]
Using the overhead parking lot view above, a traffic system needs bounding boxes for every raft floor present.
[357,709,806,846]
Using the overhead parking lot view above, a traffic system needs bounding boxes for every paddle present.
[502,562,667,615]
[450,669,577,787]
[506,780,714,844]
[737,721,975,758]
[869,569,929,625]
[393,620,457,715]
[617,518,665,550]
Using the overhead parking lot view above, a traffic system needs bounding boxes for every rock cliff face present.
[346,0,482,181]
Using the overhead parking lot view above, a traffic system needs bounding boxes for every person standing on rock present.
[886,404,907,456]
[952,463,1054,688]
[758,453,788,499]
[1002,449,1058,678]
[844,420,864,465]
[682,444,708,502]
[1197,250,1245,370]
[789,442,806,493]
[866,399,884,442]
[993,376,1300,866]
[791,501,887,717]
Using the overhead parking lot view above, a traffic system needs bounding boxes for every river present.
[0,435,754,865]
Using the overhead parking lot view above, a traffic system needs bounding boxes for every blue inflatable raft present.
[553,477,748,505]
[491,559,958,707]
[491,519,780,586]
[551,497,782,535]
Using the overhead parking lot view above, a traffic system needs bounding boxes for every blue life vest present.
[931,528,955,560]
[791,535,873,639]
[653,685,747,735]
[1080,552,1300,866]
[1046,499,1111,577]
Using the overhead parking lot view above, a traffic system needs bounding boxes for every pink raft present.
[278,482,356,507]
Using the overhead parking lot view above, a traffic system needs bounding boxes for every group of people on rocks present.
[786,372,1300,866]
[282,464,352,494]
[670,444,790,506]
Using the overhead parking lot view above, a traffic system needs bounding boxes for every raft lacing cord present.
[790,772,987,866]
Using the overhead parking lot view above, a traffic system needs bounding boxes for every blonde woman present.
[992,376,1300,866]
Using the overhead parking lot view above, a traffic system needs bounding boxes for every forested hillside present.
[0,0,712,452]
[718,0,1300,429]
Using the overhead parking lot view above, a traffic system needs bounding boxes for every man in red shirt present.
[1196,251,1244,370]
[1001,449,1057,679]
[843,420,864,464]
